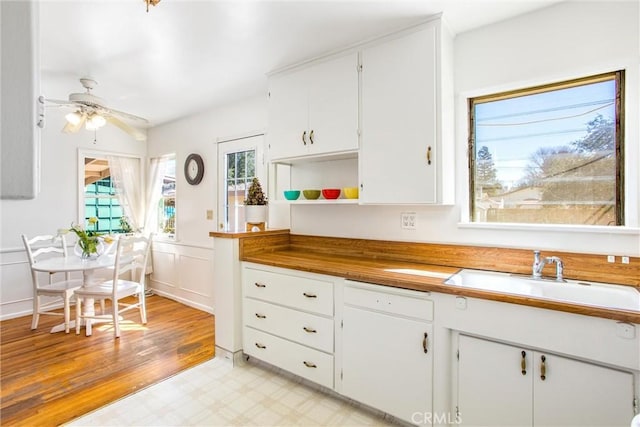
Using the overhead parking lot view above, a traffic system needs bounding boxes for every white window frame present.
[216,133,266,231]
[154,154,176,240]
[77,149,142,230]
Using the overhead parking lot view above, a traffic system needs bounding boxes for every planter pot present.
[245,205,267,225]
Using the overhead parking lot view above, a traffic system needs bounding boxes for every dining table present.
[31,253,115,335]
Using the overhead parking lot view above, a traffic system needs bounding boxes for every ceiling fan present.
[45,78,148,141]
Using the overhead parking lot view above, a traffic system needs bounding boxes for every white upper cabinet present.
[267,52,359,161]
[359,18,454,204]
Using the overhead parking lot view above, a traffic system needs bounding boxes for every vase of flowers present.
[59,217,113,260]
[244,177,268,231]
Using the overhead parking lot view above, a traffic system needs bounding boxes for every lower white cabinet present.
[341,281,434,424]
[242,264,335,389]
[241,263,639,427]
[456,334,636,427]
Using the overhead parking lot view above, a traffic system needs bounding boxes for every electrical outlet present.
[401,212,416,230]
[622,256,630,264]
[616,322,635,339]
[206,210,214,220]
[607,255,615,263]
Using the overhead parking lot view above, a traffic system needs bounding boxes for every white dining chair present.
[74,234,151,338]
[22,234,83,333]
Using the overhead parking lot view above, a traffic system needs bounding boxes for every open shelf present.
[272,199,359,205]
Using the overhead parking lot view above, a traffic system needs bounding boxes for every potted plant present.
[59,217,114,259]
[244,177,268,230]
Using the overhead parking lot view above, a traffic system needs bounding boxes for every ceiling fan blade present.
[62,114,86,133]
[103,106,149,125]
[45,98,76,107]
[105,116,147,141]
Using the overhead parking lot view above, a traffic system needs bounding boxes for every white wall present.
[0,107,146,319]
[290,1,640,256]
[146,95,267,312]
[5,2,637,320]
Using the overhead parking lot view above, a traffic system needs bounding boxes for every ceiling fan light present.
[65,111,82,125]
[86,114,106,130]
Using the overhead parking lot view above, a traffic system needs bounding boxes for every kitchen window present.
[468,71,624,226]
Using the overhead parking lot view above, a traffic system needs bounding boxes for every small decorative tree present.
[244,177,268,205]
[244,177,268,231]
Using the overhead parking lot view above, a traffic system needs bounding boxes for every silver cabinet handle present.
[303,326,317,333]
[303,292,317,298]
[255,342,266,349]
[427,146,432,165]
[521,351,527,375]
[422,332,428,354]
[303,361,317,368]
[254,282,266,288]
[302,131,307,145]
[309,129,314,144]
[540,355,546,380]
[255,313,266,319]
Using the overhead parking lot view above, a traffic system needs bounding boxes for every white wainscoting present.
[0,246,87,321]
[149,240,215,314]
[1,240,215,321]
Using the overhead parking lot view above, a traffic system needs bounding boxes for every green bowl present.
[284,190,300,200]
[303,189,321,200]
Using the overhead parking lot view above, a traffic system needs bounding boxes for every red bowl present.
[322,188,341,199]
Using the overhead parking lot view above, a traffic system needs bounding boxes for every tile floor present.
[67,357,398,426]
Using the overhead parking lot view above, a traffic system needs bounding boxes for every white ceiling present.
[39,0,561,127]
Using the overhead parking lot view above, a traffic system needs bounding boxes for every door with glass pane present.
[217,135,265,231]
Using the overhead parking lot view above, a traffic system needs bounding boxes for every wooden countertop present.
[243,248,640,324]
[209,229,290,239]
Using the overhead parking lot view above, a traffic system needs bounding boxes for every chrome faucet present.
[532,251,564,281]
[532,250,545,278]
[547,256,564,281]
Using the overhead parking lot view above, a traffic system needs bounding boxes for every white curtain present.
[144,158,167,235]
[107,156,143,231]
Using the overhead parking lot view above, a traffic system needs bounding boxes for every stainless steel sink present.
[445,269,640,312]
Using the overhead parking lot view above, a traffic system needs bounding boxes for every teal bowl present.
[284,190,300,200]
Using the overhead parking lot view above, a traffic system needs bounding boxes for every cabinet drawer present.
[243,267,334,316]
[344,282,433,321]
[244,298,334,353]
[243,327,334,389]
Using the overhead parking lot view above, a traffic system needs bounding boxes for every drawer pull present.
[254,282,266,288]
[303,326,317,333]
[255,342,266,349]
[521,351,527,375]
[303,292,317,298]
[540,355,546,381]
[303,361,317,368]
[255,313,266,319]
[422,332,429,354]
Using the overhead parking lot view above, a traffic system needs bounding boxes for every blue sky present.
[474,79,615,186]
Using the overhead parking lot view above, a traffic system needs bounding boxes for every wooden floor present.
[0,295,215,427]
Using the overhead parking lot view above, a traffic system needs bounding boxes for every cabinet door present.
[267,69,309,160]
[268,53,358,161]
[360,26,438,204]
[342,305,433,424]
[533,352,635,427]
[306,52,359,156]
[457,335,533,427]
